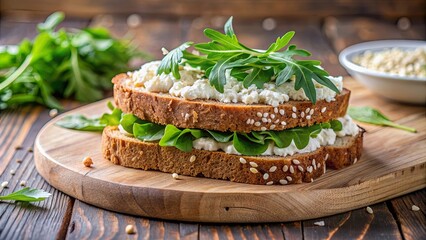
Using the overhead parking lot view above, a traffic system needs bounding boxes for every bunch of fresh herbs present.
[0,187,51,202]
[0,12,144,110]
[157,17,339,104]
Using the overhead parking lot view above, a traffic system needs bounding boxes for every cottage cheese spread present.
[127,61,344,107]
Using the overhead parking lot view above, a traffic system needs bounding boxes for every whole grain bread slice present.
[102,126,364,185]
[113,74,351,133]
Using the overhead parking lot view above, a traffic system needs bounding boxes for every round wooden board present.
[34,99,426,223]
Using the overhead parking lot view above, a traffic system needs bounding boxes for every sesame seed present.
[289,165,294,174]
[412,205,420,211]
[1,181,8,188]
[239,157,247,164]
[250,168,259,174]
[292,113,297,118]
[321,107,327,113]
[184,113,190,121]
[270,114,275,119]
[298,166,304,172]
[366,206,373,214]
[270,125,276,130]
[274,119,280,124]
[246,119,251,124]
[283,165,289,172]
[279,109,285,115]
[263,112,269,118]
[292,106,297,112]
[255,122,261,126]
[257,112,263,117]
[269,166,277,172]
[279,179,288,185]
[125,224,136,234]
[317,163,321,169]
[354,158,358,164]
[262,118,268,123]
[323,165,327,174]
[309,109,314,115]
[301,112,305,118]
[281,121,287,126]
[312,159,317,169]
[263,173,269,180]
[305,108,310,114]
[250,162,258,168]
[307,166,313,173]
[292,159,300,165]
[314,221,325,226]
[10,169,16,175]
[20,180,27,186]
[251,119,255,124]
[266,181,274,185]
[172,173,179,179]
[267,119,272,123]
[261,127,267,131]
[325,154,329,161]
[189,155,196,163]
[306,115,311,120]
[49,109,58,118]
[311,178,314,182]
[274,107,278,113]
[286,176,293,182]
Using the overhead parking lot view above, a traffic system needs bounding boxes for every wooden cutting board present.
[34,79,426,223]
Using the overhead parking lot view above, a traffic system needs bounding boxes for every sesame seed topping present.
[412,205,420,211]
[189,155,196,163]
[292,113,297,118]
[270,124,276,130]
[261,127,267,131]
[274,107,278,113]
[323,165,326,174]
[292,159,301,165]
[312,159,317,169]
[298,166,304,172]
[305,108,310,114]
[279,109,285,115]
[271,114,275,119]
[281,121,287,126]
[267,119,272,123]
[317,163,321,169]
[321,107,327,113]
[311,178,314,182]
[306,115,311,120]
[250,162,258,167]
[239,157,247,164]
[263,173,269,180]
[266,181,274,185]
[262,118,268,123]
[263,112,269,118]
[314,221,325,226]
[255,122,261,126]
[246,119,251,124]
[354,158,358,164]
[257,112,262,117]
[269,166,277,172]
[172,173,179,179]
[292,106,297,112]
[289,165,295,174]
[309,109,314,115]
[184,113,190,121]
[1,181,8,188]
[301,112,305,118]
[250,168,259,174]
[325,154,329,161]
[366,206,373,214]
[286,176,293,182]
[283,165,289,172]
[251,119,255,124]
[307,166,313,173]
[274,119,280,124]
[279,179,288,185]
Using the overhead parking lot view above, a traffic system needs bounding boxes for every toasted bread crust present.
[113,74,351,133]
[102,126,364,185]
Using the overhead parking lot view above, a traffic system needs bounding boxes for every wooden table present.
[1,14,425,239]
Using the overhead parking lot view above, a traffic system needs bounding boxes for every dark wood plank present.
[66,200,199,240]
[199,223,284,240]
[389,189,426,240]
[323,16,426,53]
[282,221,303,239]
[2,0,425,19]
[303,202,403,240]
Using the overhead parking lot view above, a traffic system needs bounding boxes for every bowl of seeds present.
[339,40,426,104]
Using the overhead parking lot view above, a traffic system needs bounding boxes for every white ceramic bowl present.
[339,40,426,104]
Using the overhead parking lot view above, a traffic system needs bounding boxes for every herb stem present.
[0,54,33,91]
[384,121,417,133]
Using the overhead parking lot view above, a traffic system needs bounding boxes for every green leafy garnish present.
[0,12,146,110]
[0,187,51,202]
[348,106,416,133]
[156,17,339,103]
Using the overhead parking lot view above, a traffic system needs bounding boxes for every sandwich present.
[101,18,364,185]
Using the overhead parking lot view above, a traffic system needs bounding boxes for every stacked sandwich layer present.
[101,63,364,185]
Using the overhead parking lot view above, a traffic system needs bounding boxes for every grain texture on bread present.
[102,126,364,185]
[113,74,351,133]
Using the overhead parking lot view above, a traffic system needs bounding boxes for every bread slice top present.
[113,73,351,133]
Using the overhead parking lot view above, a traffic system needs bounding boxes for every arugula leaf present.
[157,42,192,79]
[99,106,122,126]
[330,119,343,132]
[243,68,273,88]
[348,106,416,133]
[224,16,235,37]
[0,187,51,202]
[120,113,146,134]
[207,130,233,142]
[55,115,105,131]
[233,133,269,155]
[133,123,165,141]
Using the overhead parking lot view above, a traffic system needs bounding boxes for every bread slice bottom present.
[102,126,364,185]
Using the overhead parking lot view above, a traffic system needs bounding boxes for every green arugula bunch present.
[157,17,339,103]
[0,12,143,110]
[57,107,343,156]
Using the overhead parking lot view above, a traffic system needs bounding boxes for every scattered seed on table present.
[20,180,27,186]
[27,147,33,152]
[16,159,23,163]
[15,145,22,150]
[125,224,136,234]
[172,173,179,180]
[82,156,93,167]
[49,109,59,118]
[10,170,16,175]
[411,205,420,211]
[366,206,373,214]
[314,221,325,226]
[1,181,8,188]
